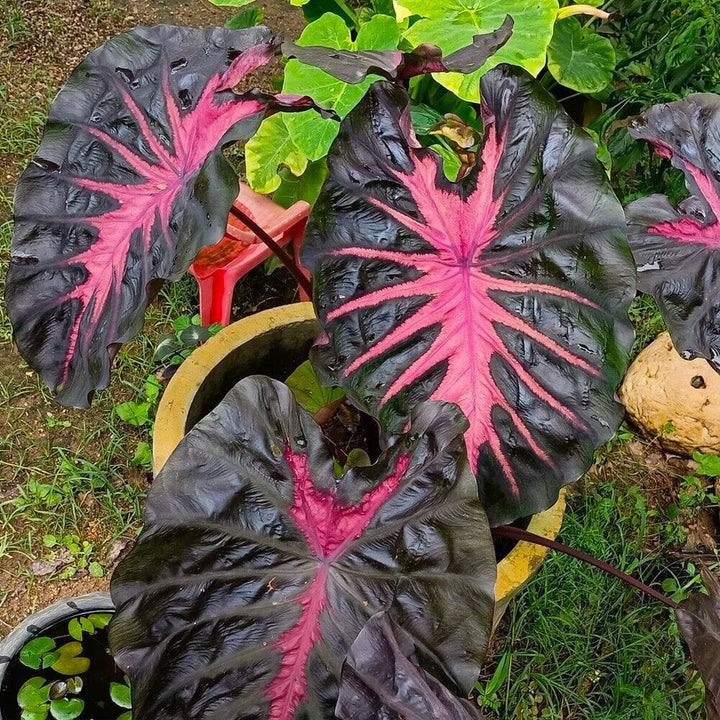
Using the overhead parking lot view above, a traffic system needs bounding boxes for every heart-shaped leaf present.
[109,376,496,719]
[50,642,90,676]
[626,93,720,368]
[336,611,488,719]
[302,68,635,527]
[49,698,84,720]
[6,25,322,408]
[547,18,616,94]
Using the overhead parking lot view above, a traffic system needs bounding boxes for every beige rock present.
[619,332,720,456]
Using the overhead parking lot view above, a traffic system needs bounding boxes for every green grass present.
[628,294,665,359]
[479,483,708,719]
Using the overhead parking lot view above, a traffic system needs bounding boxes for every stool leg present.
[196,275,216,327]
[197,271,234,326]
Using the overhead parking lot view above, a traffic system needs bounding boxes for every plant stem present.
[332,0,359,30]
[492,525,679,610]
[557,4,612,20]
[228,205,312,298]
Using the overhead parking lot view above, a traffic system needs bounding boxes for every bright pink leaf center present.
[266,448,410,720]
[55,60,269,384]
[327,126,597,494]
[648,157,720,247]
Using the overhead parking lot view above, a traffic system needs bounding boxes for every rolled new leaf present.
[109,376,496,720]
[5,25,322,408]
[336,611,488,720]
[626,94,720,369]
[675,568,720,720]
[281,15,513,84]
[302,66,635,527]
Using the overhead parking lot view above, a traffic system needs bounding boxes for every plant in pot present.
[0,593,131,720]
[4,15,720,720]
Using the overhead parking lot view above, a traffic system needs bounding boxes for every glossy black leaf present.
[336,611,488,720]
[302,67,636,527]
[626,93,720,368]
[109,376,496,719]
[5,25,322,407]
[676,567,720,720]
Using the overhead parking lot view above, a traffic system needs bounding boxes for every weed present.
[628,294,665,358]
[153,313,223,371]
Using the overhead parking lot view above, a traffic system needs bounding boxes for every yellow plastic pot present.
[153,302,565,626]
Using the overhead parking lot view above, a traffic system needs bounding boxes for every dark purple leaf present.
[5,25,322,408]
[281,16,513,84]
[676,567,720,720]
[626,94,720,368]
[336,611,488,720]
[109,376,496,720]
[302,67,635,527]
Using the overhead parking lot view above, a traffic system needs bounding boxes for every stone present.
[619,332,720,456]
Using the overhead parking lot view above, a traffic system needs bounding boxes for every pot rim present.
[0,592,114,692]
[153,302,565,608]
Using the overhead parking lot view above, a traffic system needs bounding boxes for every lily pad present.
[50,643,90,676]
[20,638,56,670]
[109,682,132,709]
[49,698,84,720]
[18,677,52,711]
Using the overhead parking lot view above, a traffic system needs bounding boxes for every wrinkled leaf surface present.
[303,68,635,526]
[336,611,488,720]
[109,376,496,719]
[6,25,318,406]
[626,94,720,368]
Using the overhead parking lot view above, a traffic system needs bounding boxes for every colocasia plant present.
[5,15,720,720]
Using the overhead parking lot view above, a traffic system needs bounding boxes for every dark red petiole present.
[492,525,679,610]
[229,204,313,298]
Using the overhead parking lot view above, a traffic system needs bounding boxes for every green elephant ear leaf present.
[225,7,265,28]
[547,18,616,93]
[273,160,328,208]
[399,0,558,101]
[246,13,401,192]
[286,359,345,416]
[245,115,309,193]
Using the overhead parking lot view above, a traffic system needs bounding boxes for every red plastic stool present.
[190,183,311,326]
